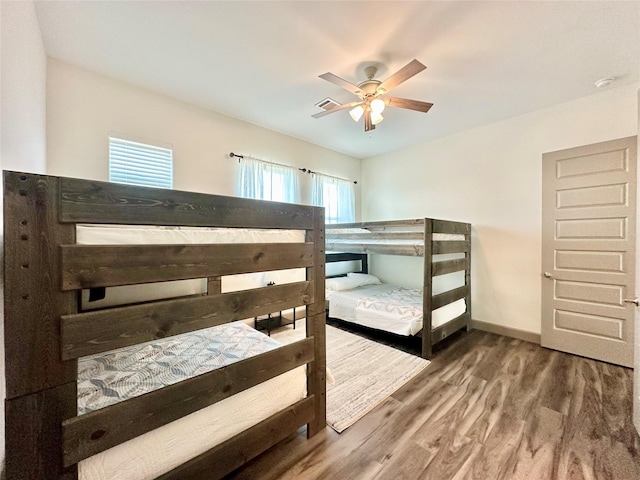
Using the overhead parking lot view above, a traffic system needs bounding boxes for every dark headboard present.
[326,252,368,277]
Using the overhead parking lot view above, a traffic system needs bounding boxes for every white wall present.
[0,0,48,472]
[46,59,361,210]
[362,83,639,336]
[1,0,47,173]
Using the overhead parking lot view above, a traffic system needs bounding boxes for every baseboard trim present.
[470,319,541,345]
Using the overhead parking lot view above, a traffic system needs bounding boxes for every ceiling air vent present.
[315,97,341,111]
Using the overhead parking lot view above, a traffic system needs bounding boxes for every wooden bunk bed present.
[3,171,326,479]
[325,218,471,358]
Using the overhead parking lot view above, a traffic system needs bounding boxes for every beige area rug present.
[272,321,431,433]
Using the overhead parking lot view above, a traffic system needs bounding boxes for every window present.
[109,136,173,189]
[262,170,286,202]
[312,174,355,224]
[236,157,300,203]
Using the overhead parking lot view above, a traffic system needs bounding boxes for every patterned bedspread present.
[356,286,423,320]
[77,321,281,414]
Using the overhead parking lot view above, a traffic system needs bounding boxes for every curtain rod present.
[230,152,357,185]
[300,168,357,185]
[229,152,295,170]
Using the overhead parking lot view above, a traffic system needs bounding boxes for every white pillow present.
[326,273,381,291]
[346,272,382,286]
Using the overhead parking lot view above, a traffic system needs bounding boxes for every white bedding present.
[76,224,306,309]
[77,224,305,244]
[78,321,306,480]
[326,232,464,249]
[327,232,464,243]
[327,283,466,336]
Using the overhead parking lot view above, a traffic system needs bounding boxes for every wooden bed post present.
[4,172,79,479]
[422,219,433,358]
[464,225,472,331]
[306,207,326,437]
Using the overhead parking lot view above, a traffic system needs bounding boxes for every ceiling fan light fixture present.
[349,105,364,122]
[370,98,385,114]
[371,112,384,125]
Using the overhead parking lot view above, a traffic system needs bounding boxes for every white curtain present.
[312,174,355,224]
[236,157,300,203]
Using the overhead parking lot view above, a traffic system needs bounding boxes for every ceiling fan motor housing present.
[357,79,382,97]
[358,66,383,97]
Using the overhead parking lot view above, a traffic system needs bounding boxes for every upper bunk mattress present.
[76,224,306,309]
[326,232,464,249]
[76,224,305,245]
[326,228,465,257]
[327,233,464,244]
[78,321,306,480]
[327,283,466,336]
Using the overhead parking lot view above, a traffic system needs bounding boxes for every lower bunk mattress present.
[77,321,307,480]
[327,283,466,336]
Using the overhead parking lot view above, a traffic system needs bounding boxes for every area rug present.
[272,322,431,433]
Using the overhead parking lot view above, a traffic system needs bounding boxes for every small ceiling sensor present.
[594,77,615,88]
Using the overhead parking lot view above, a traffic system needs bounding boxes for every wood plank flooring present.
[225,329,640,480]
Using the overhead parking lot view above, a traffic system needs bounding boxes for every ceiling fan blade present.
[319,72,362,96]
[385,97,433,113]
[364,107,375,132]
[378,59,426,93]
[311,101,363,119]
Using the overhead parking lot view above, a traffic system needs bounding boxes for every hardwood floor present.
[226,329,640,480]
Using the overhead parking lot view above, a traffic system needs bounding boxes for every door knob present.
[543,272,552,278]
[623,298,639,306]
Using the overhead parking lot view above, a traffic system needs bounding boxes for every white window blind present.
[109,136,173,189]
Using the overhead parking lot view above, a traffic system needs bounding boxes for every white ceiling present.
[35,1,639,159]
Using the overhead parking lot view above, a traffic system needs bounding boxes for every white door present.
[541,136,637,367]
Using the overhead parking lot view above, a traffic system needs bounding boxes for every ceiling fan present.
[312,59,433,132]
